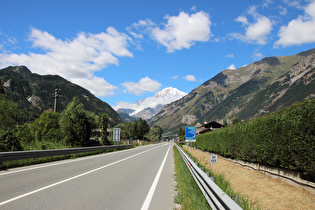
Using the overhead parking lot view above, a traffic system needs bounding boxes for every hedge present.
[196,99,315,181]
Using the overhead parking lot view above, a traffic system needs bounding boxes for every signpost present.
[185,126,196,142]
[210,154,218,164]
[113,128,121,144]
[209,154,218,177]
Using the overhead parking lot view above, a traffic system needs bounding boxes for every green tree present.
[16,123,34,148]
[60,97,94,147]
[146,125,163,142]
[232,118,242,124]
[0,80,4,95]
[131,120,140,139]
[0,130,23,152]
[178,127,185,141]
[116,119,150,141]
[0,94,19,132]
[119,122,132,140]
[35,111,62,142]
[137,118,150,140]
[101,113,111,145]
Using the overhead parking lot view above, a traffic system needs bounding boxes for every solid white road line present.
[141,144,173,210]
[0,144,153,176]
[0,144,165,206]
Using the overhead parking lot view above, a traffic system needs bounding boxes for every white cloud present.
[0,27,133,97]
[132,19,156,29]
[235,15,249,26]
[171,75,179,80]
[0,33,17,46]
[246,16,272,44]
[252,52,264,60]
[247,5,259,18]
[127,11,211,52]
[232,6,273,45]
[232,15,272,44]
[151,11,212,52]
[184,74,197,82]
[227,64,236,70]
[277,5,288,16]
[226,54,234,58]
[275,0,315,47]
[72,77,117,97]
[263,0,273,8]
[121,76,162,95]
[127,19,156,38]
[284,0,303,9]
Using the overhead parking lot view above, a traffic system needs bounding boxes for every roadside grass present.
[183,146,259,210]
[173,146,210,209]
[0,147,130,170]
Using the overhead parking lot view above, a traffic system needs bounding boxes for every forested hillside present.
[0,66,121,125]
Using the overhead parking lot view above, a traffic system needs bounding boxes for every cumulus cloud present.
[184,74,197,82]
[0,27,133,97]
[121,76,162,95]
[275,0,315,47]
[231,7,272,44]
[127,11,212,52]
[151,11,212,52]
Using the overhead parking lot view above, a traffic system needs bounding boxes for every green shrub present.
[197,99,315,181]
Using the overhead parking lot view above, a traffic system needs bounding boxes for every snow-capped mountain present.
[115,87,187,120]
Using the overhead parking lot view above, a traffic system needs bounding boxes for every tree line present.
[0,82,163,152]
[0,95,109,151]
[114,120,163,142]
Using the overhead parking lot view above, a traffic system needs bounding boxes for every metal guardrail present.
[0,144,133,162]
[175,144,242,210]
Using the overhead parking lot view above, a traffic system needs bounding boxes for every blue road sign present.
[185,126,196,142]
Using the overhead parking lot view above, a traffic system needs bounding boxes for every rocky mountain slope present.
[149,48,315,134]
[0,66,122,125]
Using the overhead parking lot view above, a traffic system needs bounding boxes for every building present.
[196,121,225,135]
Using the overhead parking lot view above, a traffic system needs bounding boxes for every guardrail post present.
[210,177,215,182]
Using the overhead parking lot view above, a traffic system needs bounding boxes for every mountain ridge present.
[149,48,315,134]
[0,66,122,125]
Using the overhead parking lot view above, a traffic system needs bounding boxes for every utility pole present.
[54,88,60,112]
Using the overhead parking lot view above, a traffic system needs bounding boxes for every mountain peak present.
[8,66,32,75]
[116,87,187,121]
[153,87,187,98]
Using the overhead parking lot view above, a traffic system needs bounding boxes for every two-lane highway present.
[0,143,175,210]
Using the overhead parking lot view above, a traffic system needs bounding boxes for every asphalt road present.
[0,143,175,210]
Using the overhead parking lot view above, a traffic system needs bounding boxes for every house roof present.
[196,121,225,134]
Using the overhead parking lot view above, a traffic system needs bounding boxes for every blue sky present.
[1,0,315,109]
